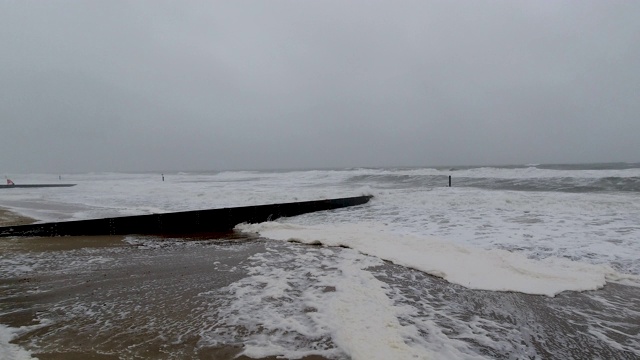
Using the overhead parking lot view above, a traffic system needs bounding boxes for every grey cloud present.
[1,1,638,172]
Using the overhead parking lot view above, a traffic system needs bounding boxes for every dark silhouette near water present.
[0,195,373,237]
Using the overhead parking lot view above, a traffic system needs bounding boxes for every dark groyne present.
[0,195,372,237]
[0,184,76,189]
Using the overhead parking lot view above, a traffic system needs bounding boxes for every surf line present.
[0,195,372,237]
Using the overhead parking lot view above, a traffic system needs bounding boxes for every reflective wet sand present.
[0,208,36,227]
[1,231,332,359]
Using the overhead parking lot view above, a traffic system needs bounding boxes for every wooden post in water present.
[448,175,451,187]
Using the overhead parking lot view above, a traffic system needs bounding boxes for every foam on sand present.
[0,325,37,360]
[237,222,633,297]
[199,244,483,359]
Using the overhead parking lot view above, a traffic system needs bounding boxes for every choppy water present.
[1,163,639,359]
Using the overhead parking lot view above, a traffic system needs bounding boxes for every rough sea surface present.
[1,163,639,359]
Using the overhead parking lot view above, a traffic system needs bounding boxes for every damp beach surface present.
[1,208,639,359]
[0,211,277,359]
[0,208,36,227]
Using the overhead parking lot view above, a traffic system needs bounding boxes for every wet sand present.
[1,208,639,359]
[0,236,324,360]
[0,208,334,359]
[0,207,37,227]
[1,237,331,360]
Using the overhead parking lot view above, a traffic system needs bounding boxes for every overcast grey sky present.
[1,1,639,173]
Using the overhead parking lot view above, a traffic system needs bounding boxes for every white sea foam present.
[332,165,640,179]
[200,243,484,359]
[0,325,38,360]
[0,171,357,221]
[237,222,628,296]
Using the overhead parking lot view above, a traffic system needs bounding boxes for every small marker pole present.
[162,174,164,182]
[448,175,451,187]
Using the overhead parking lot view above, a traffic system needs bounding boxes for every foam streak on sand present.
[0,325,36,360]
[200,245,456,359]
[311,251,427,360]
[237,222,631,297]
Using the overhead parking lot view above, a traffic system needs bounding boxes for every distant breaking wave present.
[455,176,640,193]
[346,174,640,193]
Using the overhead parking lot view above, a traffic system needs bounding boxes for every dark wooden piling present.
[0,195,373,237]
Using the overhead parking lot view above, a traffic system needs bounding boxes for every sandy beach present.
[0,208,333,359]
[0,208,36,227]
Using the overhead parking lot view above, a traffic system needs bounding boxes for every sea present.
[1,163,639,359]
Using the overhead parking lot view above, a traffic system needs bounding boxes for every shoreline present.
[1,234,638,359]
[0,206,336,359]
[0,207,37,227]
[0,232,336,360]
[1,207,638,358]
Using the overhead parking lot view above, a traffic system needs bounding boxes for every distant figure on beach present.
[6,178,14,185]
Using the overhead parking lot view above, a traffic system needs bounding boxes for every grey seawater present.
[347,163,640,193]
[2,235,638,359]
[372,262,640,359]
